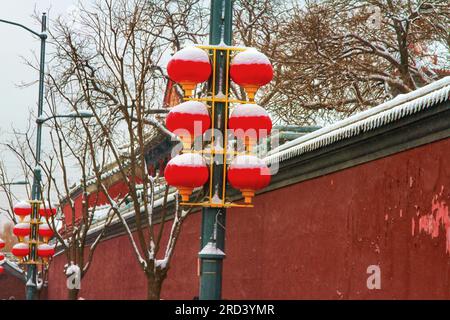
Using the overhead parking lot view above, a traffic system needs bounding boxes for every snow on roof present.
[265,76,450,165]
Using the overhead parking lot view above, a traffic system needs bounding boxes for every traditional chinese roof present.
[265,76,450,165]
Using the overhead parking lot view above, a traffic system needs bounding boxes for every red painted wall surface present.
[0,273,26,300]
[62,180,134,225]
[48,138,450,299]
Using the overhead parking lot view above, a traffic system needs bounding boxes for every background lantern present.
[229,103,272,151]
[167,46,211,97]
[13,223,31,242]
[37,244,55,263]
[39,224,54,243]
[0,252,4,262]
[13,201,32,221]
[0,238,5,250]
[227,155,271,204]
[164,153,209,201]
[166,101,211,149]
[11,243,30,262]
[39,201,57,218]
[0,266,3,274]
[230,49,273,100]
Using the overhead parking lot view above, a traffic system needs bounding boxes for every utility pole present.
[199,0,233,300]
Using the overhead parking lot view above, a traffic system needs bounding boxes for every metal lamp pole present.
[199,0,233,300]
[0,13,47,300]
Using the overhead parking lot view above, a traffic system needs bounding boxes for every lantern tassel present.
[181,82,196,97]
[241,189,255,204]
[178,187,193,202]
[244,86,259,101]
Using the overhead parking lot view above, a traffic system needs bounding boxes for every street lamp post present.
[1,13,93,300]
[0,13,47,300]
[198,0,233,300]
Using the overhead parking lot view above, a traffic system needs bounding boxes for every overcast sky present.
[0,0,77,225]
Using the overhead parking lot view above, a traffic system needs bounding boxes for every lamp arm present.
[0,19,44,39]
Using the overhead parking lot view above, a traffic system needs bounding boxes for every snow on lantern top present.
[11,242,30,257]
[166,101,211,149]
[39,201,57,218]
[167,46,212,97]
[164,153,209,201]
[13,200,32,219]
[230,49,273,101]
[227,155,271,204]
[167,153,207,168]
[229,104,272,141]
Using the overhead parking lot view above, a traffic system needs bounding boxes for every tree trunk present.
[68,288,80,300]
[147,275,163,300]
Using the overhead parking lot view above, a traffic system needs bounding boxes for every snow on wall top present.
[232,48,271,65]
[171,46,210,63]
[170,101,209,115]
[265,76,450,165]
[230,104,270,118]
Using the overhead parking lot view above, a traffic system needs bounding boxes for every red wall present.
[48,138,450,299]
[0,273,26,300]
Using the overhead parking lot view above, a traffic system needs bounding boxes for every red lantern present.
[0,238,5,250]
[0,266,4,274]
[39,224,54,243]
[230,49,273,100]
[37,243,55,263]
[227,155,271,204]
[229,103,272,150]
[11,243,30,261]
[39,201,57,218]
[167,46,211,97]
[164,153,209,201]
[13,223,31,242]
[0,253,4,261]
[166,101,210,149]
[13,201,32,221]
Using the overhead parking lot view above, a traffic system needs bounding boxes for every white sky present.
[0,0,77,226]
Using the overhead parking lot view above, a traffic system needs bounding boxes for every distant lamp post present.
[0,13,94,300]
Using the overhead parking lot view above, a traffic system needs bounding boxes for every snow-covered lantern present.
[13,222,31,242]
[229,103,272,150]
[37,243,55,263]
[38,224,54,243]
[11,243,30,262]
[230,49,273,101]
[13,201,32,221]
[227,155,271,204]
[0,238,5,250]
[166,101,211,149]
[164,153,209,201]
[39,201,57,218]
[0,252,4,261]
[167,46,211,97]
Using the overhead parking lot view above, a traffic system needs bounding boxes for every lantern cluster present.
[0,238,5,274]
[165,45,273,204]
[11,200,56,264]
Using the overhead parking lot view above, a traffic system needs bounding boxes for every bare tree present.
[46,0,207,299]
[270,0,449,124]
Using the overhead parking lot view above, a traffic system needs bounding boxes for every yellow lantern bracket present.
[177,44,258,208]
